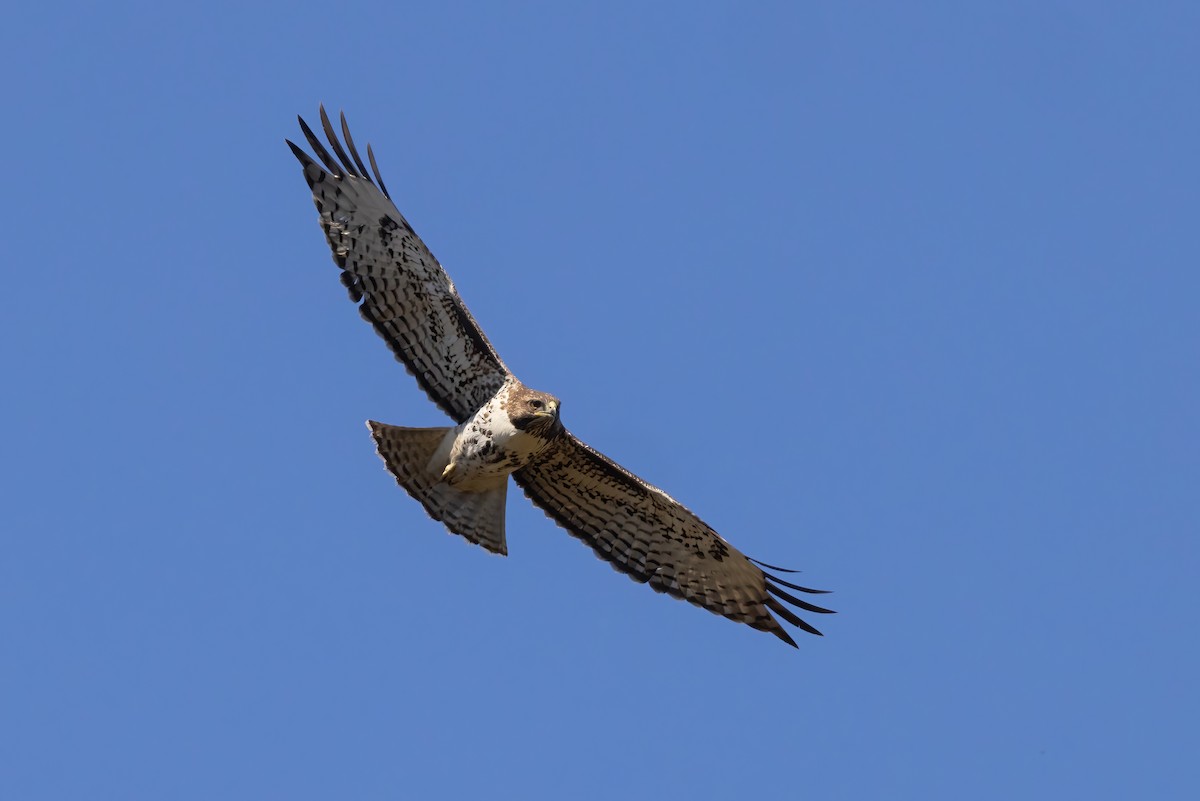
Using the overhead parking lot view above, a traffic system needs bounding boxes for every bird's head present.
[507,384,562,437]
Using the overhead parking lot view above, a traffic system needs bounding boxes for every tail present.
[366,421,509,555]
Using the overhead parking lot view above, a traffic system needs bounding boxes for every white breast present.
[432,382,549,491]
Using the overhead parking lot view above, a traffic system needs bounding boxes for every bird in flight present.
[287,107,833,646]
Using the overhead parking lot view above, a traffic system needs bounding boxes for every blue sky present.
[2,2,1197,798]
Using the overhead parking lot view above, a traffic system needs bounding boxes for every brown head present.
[506,383,563,438]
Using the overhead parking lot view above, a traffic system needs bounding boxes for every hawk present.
[288,107,834,647]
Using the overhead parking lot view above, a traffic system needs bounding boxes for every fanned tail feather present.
[367,421,509,555]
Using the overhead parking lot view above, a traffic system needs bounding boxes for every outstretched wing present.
[287,107,509,423]
[513,432,834,647]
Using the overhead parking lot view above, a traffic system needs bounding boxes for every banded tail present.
[366,421,509,555]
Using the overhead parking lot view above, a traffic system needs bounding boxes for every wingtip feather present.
[297,114,343,176]
[319,105,360,178]
[763,570,833,595]
[286,139,314,165]
[748,557,800,573]
[367,142,391,198]
[766,580,836,615]
[340,111,375,184]
[772,626,800,648]
[766,597,824,636]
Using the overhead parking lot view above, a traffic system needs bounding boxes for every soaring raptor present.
[288,107,833,647]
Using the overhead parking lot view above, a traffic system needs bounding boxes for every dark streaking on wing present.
[288,106,834,647]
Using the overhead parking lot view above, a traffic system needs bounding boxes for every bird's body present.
[428,378,561,491]
[289,107,834,646]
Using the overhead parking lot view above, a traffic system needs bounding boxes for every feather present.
[297,115,343,177]
[319,104,359,178]
[514,433,834,642]
[762,571,832,595]
[289,111,511,422]
[766,580,836,615]
[339,111,375,189]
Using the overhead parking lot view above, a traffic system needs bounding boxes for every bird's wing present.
[288,107,509,423]
[513,432,834,646]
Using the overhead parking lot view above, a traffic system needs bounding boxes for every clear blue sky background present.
[2,2,1197,799]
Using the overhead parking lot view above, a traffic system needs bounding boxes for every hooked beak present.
[533,400,559,419]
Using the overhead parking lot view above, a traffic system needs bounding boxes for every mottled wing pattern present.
[287,107,509,423]
[513,432,834,647]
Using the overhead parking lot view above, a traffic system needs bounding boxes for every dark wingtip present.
[772,626,800,648]
[764,571,833,595]
[297,113,343,177]
[286,139,313,164]
[367,142,391,199]
[340,110,375,184]
[749,557,801,573]
[765,596,825,637]
[766,580,836,615]
[319,105,359,178]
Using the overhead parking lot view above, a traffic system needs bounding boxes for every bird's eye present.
[530,399,543,409]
